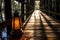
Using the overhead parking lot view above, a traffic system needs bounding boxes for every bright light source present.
[33,10,41,19]
[35,1,40,10]
[14,1,18,4]
[35,1,40,4]
[34,10,40,13]
[12,17,22,30]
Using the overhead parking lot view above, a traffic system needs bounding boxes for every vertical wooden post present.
[4,0,12,35]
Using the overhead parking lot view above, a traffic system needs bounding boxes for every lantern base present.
[10,29,23,38]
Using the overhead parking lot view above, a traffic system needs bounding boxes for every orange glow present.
[12,17,22,30]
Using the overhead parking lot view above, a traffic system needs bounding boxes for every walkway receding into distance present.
[20,10,60,40]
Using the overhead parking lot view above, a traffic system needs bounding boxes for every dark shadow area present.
[39,14,47,40]
[41,13,60,40]
[33,12,47,40]
[44,13,60,23]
